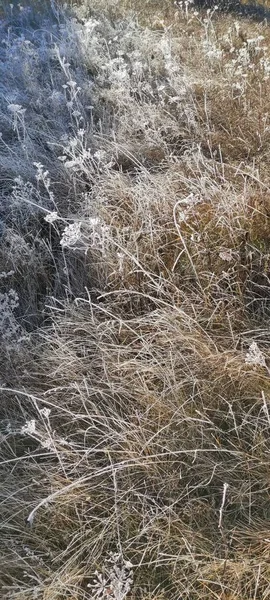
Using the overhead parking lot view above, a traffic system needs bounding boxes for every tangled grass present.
[2,1,270,598]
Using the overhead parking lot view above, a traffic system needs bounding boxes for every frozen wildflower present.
[7,104,26,115]
[33,163,55,203]
[219,249,233,262]
[67,80,77,88]
[44,210,59,224]
[60,222,82,247]
[21,420,36,435]
[87,552,133,600]
[84,18,100,32]
[72,110,82,118]
[0,270,14,279]
[33,162,49,182]
[44,211,59,224]
[40,437,54,450]
[89,217,100,227]
[245,341,266,368]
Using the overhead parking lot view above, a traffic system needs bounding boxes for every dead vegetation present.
[2,1,270,599]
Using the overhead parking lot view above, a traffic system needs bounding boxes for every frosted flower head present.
[44,211,59,224]
[245,341,266,368]
[84,18,100,32]
[33,162,49,182]
[89,217,100,227]
[21,420,36,435]
[87,552,133,599]
[60,222,82,247]
[219,249,233,262]
[7,104,26,115]
[67,80,77,88]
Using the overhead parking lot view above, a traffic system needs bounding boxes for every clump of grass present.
[2,1,270,599]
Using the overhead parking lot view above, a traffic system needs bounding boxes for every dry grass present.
[2,1,270,599]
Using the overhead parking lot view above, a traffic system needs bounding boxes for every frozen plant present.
[60,222,82,248]
[21,419,36,436]
[12,177,34,207]
[44,211,60,224]
[245,341,266,368]
[20,412,70,453]
[58,131,93,176]
[87,552,133,600]
[0,271,14,279]
[33,162,55,205]
[219,249,233,262]
[62,78,83,123]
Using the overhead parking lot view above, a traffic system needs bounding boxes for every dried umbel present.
[87,553,134,600]
[245,341,266,368]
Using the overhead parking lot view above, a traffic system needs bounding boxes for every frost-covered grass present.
[2,1,270,599]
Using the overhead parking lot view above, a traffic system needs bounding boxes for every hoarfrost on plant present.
[60,222,82,247]
[21,420,36,435]
[44,211,59,224]
[245,341,266,368]
[87,552,133,600]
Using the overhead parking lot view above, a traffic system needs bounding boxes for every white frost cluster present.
[219,249,233,262]
[7,103,26,114]
[87,552,133,600]
[245,341,266,368]
[44,211,59,224]
[60,222,82,247]
[21,419,36,435]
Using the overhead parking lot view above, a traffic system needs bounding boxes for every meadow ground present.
[2,1,270,598]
